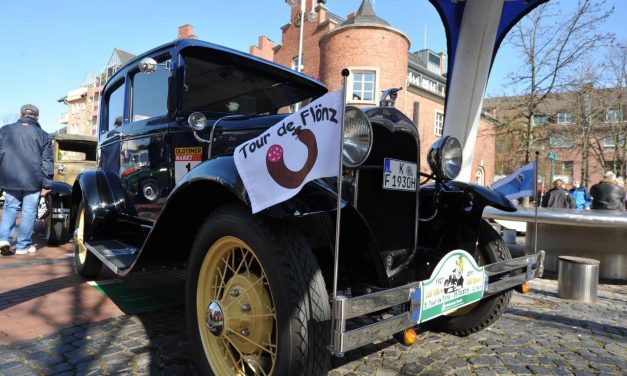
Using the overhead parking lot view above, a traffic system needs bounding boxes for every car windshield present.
[181,47,326,117]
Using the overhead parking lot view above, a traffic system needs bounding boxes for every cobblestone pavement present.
[0,276,624,375]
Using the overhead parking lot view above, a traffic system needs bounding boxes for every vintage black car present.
[71,39,544,375]
[46,134,97,245]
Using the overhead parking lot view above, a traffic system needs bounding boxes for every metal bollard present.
[557,256,599,302]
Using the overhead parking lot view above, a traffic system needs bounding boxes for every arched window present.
[475,167,485,186]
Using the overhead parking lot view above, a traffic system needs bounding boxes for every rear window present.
[58,141,97,161]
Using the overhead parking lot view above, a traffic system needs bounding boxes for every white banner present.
[234,91,344,213]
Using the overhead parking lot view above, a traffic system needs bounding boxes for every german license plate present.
[383,158,417,191]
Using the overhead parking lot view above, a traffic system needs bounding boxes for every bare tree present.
[503,0,614,165]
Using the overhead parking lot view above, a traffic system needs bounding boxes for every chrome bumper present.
[330,250,545,355]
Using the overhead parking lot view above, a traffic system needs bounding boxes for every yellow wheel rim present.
[74,207,87,264]
[197,236,277,375]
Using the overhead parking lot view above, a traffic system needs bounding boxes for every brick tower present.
[319,0,410,106]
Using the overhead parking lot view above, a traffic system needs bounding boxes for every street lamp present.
[547,151,558,185]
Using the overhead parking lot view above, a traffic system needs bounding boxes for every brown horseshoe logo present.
[266,128,318,189]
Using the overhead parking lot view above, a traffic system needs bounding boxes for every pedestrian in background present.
[590,171,625,211]
[0,105,53,255]
[545,179,575,209]
[569,179,591,210]
[615,176,627,210]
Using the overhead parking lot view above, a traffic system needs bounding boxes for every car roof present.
[105,38,326,93]
[53,133,97,143]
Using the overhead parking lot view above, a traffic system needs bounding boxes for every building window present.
[435,111,444,137]
[532,115,548,126]
[428,52,441,74]
[349,69,376,103]
[603,134,626,148]
[555,161,573,184]
[549,135,573,148]
[557,112,572,124]
[475,167,485,186]
[496,139,509,152]
[291,56,304,71]
[606,109,623,122]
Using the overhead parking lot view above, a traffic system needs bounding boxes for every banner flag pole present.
[331,69,349,354]
[534,151,539,253]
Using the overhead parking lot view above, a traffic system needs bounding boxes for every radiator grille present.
[356,126,418,251]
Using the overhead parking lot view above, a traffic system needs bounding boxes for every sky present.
[0,0,625,133]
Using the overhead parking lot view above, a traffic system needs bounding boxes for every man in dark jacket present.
[0,105,53,255]
[590,171,625,211]
[545,179,575,209]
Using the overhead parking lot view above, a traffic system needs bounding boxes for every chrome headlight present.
[188,112,207,131]
[343,106,373,167]
[427,136,462,180]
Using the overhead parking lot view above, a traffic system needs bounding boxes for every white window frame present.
[475,167,485,186]
[532,114,548,126]
[347,67,379,105]
[557,112,572,124]
[291,56,304,72]
[549,135,573,148]
[434,111,444,137]
[603,134,626,148]
[606,109,622,122]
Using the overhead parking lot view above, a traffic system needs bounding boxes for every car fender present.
[48,181,73,222]
[133,156,349,271]
[171,156,343,218]
[70,169,129,235]
[451,181,517,212]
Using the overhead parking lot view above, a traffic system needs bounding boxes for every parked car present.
[70,39,545,375]
[46,134,97,244]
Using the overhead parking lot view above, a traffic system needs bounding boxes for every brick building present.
[484,88,626,186]
[58,25,198,136]
[58,48,135,136]
[250,0,497,185]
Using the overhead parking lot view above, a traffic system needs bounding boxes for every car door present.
[120,55,173,222]
[99,78,126,175]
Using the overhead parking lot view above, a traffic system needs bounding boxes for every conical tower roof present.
[340,0,390,27]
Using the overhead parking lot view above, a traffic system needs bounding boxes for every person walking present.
[569,179,591,210]
[0,105,53,255]
[545,179,575,209]
[590,171,625,211]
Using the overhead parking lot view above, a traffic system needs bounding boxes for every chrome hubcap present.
[206,300,224,336]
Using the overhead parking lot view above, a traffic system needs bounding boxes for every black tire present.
[45,217,64,246]
[140,178,160,202]
[74,202,102,279]
[186,204,331,376]
[424,220,512,336]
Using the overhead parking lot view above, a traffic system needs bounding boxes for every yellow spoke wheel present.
[73,202,102,278]
[75,207,87,264]
[197,236,277,376]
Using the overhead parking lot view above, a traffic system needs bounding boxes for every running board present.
[84,240,138,275]
[330,250,545,355]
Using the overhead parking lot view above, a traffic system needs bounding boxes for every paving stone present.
[0,361,22,372]
[47,361,74,375]
[400,362,425,375]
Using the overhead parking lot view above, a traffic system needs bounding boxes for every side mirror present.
[138,58,158,75]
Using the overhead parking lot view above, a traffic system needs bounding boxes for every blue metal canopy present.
[427,0,550,182]
[428,0,548,91]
